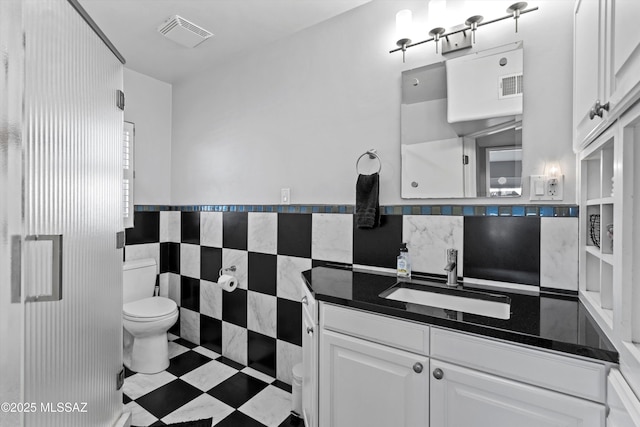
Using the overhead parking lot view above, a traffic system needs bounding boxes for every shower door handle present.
[10,235,21,303]
[23,234,63,303]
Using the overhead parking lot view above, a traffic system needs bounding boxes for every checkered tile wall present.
[124,208,580,386]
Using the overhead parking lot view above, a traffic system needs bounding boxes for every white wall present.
[170,0,576,205]
[124,68,172,205]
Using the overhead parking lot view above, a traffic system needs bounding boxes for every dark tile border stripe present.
[136,205,579,217]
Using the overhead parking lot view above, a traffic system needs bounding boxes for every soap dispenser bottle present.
[397,243,411,278]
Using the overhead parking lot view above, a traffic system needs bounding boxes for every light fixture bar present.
[389,5,538,55]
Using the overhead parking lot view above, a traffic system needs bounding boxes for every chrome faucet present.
[444,249,458,286]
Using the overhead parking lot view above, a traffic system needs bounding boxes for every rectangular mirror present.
[401,42,523,199]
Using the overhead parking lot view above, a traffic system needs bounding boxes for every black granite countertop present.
[302,266,618,364]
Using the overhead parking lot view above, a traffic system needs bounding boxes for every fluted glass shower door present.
[1,0,126,425]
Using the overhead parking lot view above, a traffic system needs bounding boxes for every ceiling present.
[78,0,371,84]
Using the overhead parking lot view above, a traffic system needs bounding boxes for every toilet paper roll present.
[217,274,238,292]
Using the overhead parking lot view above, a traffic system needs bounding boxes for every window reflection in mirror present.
[401,42,523,199]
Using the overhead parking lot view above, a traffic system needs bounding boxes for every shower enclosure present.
[1,0,126,425]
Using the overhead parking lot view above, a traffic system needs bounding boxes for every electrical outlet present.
[530,175,563,201]
[281,188,290,205]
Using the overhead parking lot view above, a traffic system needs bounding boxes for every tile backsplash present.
[124,204,579,386]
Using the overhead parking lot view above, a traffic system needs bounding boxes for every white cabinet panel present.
[608,369,640,427]
[608,0,640,108]
[573,0,606,149]
[430,327,607,403]
[430,360,605,427]
[319,329,429,427]
[321,303,430,356]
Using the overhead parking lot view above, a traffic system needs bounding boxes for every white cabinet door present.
[302,294,318,427]
[574,0,606,149]
[607,0,640,110]
[430,360,605,427]
[608,369,640,427]
[319,329,429,427]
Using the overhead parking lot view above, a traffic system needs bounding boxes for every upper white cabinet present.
[574,0,606,149]
[573,0,640,151]
[607,0,640,114]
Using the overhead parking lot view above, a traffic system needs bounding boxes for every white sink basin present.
[381,284,511,320]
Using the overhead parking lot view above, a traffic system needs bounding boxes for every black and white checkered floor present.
[124,336,303,427]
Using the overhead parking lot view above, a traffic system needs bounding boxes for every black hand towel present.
[355,172,380,229]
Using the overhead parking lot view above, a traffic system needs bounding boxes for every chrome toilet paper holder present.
[218,265,236,278]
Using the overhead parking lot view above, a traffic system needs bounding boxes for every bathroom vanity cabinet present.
[312,301,607,427]
[319,303,430,427]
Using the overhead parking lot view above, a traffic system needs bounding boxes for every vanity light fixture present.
[390,2,538,60]
[507,2,529,33]
[465,15,483,44]
[395,9,413,63]
[428,27,446,53]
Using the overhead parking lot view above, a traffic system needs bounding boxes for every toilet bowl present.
[123,258,178,374]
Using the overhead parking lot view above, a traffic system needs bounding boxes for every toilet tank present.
[123,258,158,304]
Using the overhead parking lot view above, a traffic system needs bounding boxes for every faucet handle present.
[447,248,458,261]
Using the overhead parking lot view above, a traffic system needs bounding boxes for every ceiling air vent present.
[499,73,523,99]
[157,15,213,48]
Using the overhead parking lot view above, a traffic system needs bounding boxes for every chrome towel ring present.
[356,149,382,174]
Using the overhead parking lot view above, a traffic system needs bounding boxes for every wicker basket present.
[589,214,601,248]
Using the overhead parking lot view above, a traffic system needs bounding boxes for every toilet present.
[122,258,178,374]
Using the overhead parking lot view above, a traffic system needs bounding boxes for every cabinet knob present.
[413,362,423,373]
[301,296,308,305]
[589,99,610,120]
[432,368,444,380]
[306,326,314,335]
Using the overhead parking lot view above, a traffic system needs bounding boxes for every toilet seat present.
[123,297,177,322]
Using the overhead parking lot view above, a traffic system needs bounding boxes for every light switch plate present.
[281,188,291,205]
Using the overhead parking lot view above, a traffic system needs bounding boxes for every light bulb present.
[396,9,413,43]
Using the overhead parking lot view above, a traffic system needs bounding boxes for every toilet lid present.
[123,297,177,318]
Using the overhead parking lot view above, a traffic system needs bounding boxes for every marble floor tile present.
[193,345,221,360]
[181,360,238,392]
[123,370,177,400]
[168,341,190,359]
[242,366,275,384]
[124,401,158,426]
[161,393,234,425]
[239,385,291,426]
